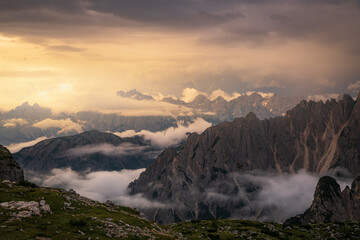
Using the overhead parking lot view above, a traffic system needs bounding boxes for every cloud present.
[32,118,83,134]
[30,168,166,209]
[307,93,340,102]
[348,81,360,91]
[204,169,353,222]
[0,0,359,109]
[180,88,206,103]
[2,118,28,127]
[244,91,274,99]
[6,136,48,153]
[114,118,212,147]
[233,171,319,222]
[209,89,241,101]
[65,143,148,157]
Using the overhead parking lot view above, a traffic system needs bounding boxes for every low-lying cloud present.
[32,118,83,134]
[30,168,166,209]
[114,118,212,147]
[348,81,360,92]
[28,167,354,222]
[307,94,340,102]
[205,169,353,222]
[232,171,319,222]
[65,143,148,157]
[6,136,48,153]
[2,118,29,128]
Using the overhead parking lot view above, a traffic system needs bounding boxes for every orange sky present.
[0,0,359,113]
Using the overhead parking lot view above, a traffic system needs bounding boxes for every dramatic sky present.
[1,0,360,112]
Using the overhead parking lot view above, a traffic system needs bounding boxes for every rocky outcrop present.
[285,175,360,224]
[129,92,360,223]
[14,130,162,173]
[0,200,51,218]
[0,145,24,182]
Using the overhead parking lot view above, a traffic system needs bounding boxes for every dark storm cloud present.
[85,0,245,28]
[0,0,359,44]
[0,0,84,13]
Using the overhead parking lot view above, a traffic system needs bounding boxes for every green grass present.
[0,182,176,239]
[1,182,360,239]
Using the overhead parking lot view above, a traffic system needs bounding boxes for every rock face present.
[14,130,161,173]
[285,175,360,224]
[129,93,360,223]
[0,145,24,182]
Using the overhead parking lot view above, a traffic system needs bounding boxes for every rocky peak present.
[0,145,24,182]
[192,94,211,104]
[314,176,341,202]
[285,175,360,224]
[5,102,52,123]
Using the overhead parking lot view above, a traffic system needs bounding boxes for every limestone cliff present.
[129,92,360,223]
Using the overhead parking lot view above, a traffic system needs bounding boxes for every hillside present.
[1,182,360,239]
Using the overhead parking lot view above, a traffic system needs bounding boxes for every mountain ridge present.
[129,92,360,223]
[14,130,162,174]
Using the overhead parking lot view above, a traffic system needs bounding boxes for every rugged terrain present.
[0,145,24,182]
[1,91,302,146]
[286,175,360,224]
[14,130,162,174]
[129,92,360,223]
[163,92,302,120]
[1,181,360,240]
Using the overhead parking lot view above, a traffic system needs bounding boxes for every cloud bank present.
[2,118,28,128]
[307,94,340,102]
[6,136,48,153]
[32,118,83,134]
[65,143,148,157]
[28,167,353,221]
[114,118,212,147]
[205,169,353,222]
[348,81,360,92]
[31,168,165,209]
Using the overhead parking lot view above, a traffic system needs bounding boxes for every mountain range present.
[162,92,303,120]
[14,130,162,174]
[129,91,360,223]
[1,91,303,147]
[2,144,360,239]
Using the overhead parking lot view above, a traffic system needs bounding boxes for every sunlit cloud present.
[114,118,212,147]
[32,118,83,134]
[6,136,48,153]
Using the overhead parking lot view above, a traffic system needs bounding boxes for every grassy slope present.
[1,182,360,240]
